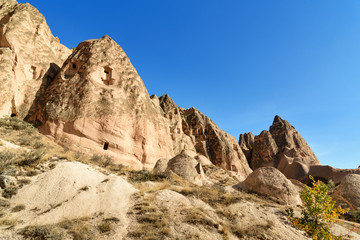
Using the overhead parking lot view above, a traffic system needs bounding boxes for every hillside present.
[0,1,360,239]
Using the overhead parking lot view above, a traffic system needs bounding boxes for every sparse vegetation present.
[0,117,83,176]
[11,204,25,212]
[20,225,65,240]
[98,222,111,233]
[287,176,349,240]
[2,186,18,199]
[127,193,171,239]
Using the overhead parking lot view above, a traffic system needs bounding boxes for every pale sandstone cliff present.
[20,23,252,177]
[0,0,70,118]
[26,35,175,170]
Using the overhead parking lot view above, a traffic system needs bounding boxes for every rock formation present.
[240,115,320,180]
[0,0,70,118]
[237,167,302,206]
[0,0,253,178]
[25,35,252,178]
[26,35,174,170]
[155,95,252,178]
[303,165,360,185]
[166,152,206,185]
[332,174,360,209]
[239,132,254,163]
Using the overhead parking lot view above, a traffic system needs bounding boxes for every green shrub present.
[287,176,349,240]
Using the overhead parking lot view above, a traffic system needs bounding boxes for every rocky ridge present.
[1,1,360,239]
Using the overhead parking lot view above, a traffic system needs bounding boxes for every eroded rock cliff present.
[0,0,70,117]
[26,36,175,170]
[240,115,321,180]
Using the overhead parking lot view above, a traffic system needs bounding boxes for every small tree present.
[287,176,349,240]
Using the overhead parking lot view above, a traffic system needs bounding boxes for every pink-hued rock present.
[26,36,252,179]
[237,167,302,206]
[26,36,174,170]
[0,0,70,117]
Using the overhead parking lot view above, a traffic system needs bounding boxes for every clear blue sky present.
[19,0,360,169]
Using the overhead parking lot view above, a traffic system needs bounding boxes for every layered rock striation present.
[0,0,70,117]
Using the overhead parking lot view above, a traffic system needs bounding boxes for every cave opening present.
[103,142,109,150]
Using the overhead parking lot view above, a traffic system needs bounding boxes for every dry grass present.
[11,204,25,212]
[0,217,17,227]
[20,225,65,240]
[0,117,73,173]
[127,193,171,239]
[231,220,275,238]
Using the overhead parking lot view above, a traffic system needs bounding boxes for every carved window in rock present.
[233,144,238,151]
[103,142,109,150]
[176,128,180,134]
[102,67,114,85]
[174,109,178,114]
[30,66,37,79]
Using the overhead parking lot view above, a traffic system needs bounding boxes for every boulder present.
[332,174,360,209]
[153,158,170,174]
[238,167,302,206]
[166,152,205,185]
[283,160,310,180]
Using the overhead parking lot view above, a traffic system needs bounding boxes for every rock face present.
[0,0,70,118]
[25,35,251,177]
[155,95,252,178]
[332,174,360,209]
[241,116,320,180]
[239,132,254,162]
[26,36,174,170]
[238,167,302,206]
[3,1,252,177]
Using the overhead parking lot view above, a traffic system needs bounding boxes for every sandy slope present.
[10,161,137,233]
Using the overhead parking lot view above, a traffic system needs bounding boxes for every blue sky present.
[20,0,360,169]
